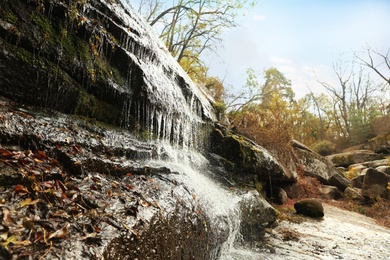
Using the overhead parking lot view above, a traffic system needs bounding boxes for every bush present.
[312,140,336,156]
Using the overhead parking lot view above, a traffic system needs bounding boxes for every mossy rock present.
[294,199,324,218]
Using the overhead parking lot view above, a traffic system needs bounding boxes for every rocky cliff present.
[0,0,214,132]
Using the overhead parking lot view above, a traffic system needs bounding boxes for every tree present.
[356,47,390,86]
[135,0,253,74]
[316,58,380,146]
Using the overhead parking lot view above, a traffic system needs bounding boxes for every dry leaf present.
[20,198,40,207]
[48,223,70,239]
[15,184,30,194]
[2,208,16,227]
[33,158,44,163]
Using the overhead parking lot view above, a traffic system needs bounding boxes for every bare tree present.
[135,0,251,69]
[356,47,390,86]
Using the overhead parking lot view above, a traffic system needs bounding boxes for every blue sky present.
[204,0,390,98]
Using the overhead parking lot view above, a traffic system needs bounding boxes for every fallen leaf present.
[15,184,30,194]
[2,208,16,227]
[140,200,151,207]
[93,226,102,233]
[2,234,17,248]
[0,232,8,241]
[0,149,12,157]
[20,198,40,207]
[35,150,48,160]
[33,158,44,163]
[48,223,70,239]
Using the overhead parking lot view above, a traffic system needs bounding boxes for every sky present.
[203,0,390,98]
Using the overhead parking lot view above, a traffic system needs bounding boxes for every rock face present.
[0,0,214,133]
[239,191,277,241]
[210,124,297,182]
[327,150,385,168]
[294,199,324,218]
[362,168,390,199]
[0,99,218,259]
[291,140,339,184]
[328,172,351,191]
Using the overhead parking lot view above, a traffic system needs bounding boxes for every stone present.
[367,159,389,168]
[368,134,390,154]
[344,187,363,200]
[240,190,277,241]
[291,140,339,184]
[210,124,297,182]
[329,172,352,191]
[294,199,324,218]
[347,164,367,175]
[362,168,390,199]
[319,185,342,200]
[351,173,366,189]
[327,150,385,168]
[271,187,288,205]
[376,166,390,175]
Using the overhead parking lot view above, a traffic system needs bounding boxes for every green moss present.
[75,90,119,125]
[0,9,18,24]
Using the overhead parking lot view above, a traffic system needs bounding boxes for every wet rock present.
[344,187,363,200]
[294,199,324,218]
[319,185,342,200]
[362,168,390,199]
[327,150,385,168]
[328,172,351,191]
[0,161,20,186]
[291,140,338,184]
[210,124,296,182]
[240,190,277,241]
[0,0,214,132]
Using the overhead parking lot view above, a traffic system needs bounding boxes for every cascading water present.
[85,1,274,258]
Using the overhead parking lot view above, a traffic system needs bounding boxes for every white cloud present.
[252,15,267,21]
[270,56,293,64]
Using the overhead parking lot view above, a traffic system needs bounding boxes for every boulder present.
[291,140,339,183]
[344,187,363,200]
[328,172,352,191]
[210,124,297,182]
[368,134,390,154]
[319,185,342,200]
[327,150,385,168]
[351,173,366,189]
[294,199,324,218]
[362,168,390,199]
[347,164,367,175]
[367,159,389,168]
[240,191,277,241]
[376,166,390,175]
[271,187,288,205]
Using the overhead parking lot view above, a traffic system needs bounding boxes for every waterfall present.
[88,1,273,258]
